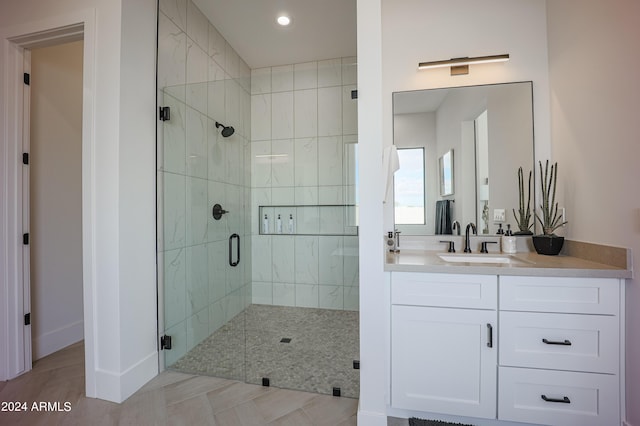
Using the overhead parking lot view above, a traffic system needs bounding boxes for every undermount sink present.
[438,253,524,265]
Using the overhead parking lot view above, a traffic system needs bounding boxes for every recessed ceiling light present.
[277,15,291,26]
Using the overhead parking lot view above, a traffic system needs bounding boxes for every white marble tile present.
[294,61,317,90]
[225,79,242,137]
[273,283,295,306]
[318,87,342,137]
[186,107,208,178]
[295,284,319,308]
[225,183,243,234]
[341,56,358,86]
[186,307,209,351]
[272,91,294,139]
[294,137,318,186]
[251,140,271,188]
[271,139,294,187]
[238,57,251,93]
[208,241,227,303]
[224,133,243,186]
[163,173,186,250]
[251,94,271,141]
[164,248,186,329]
[272,64,293,92]
[186,38,208,84]
[318,136,343,186]
[272,236,295,283]
[207,118,227,183]
[318,58,342,88]
[343,236,360,286]
[224,290,243,321]
[319,286,344,310]
[342,86,358,136]
[319,206,345,235]
[186,244,208,317]
[225,43,240,80]
[271,187,294,205]
[162,94,186,174]
[295,236,319,284]
[208,180,228,242]
[208,23,226,66]
[164,320,187,367]
[186,82,207,115]
[186,177,208,245]
[319,236,344,285]
[207,79,225,124]
[294,90,318,138]
[186,0,208,51]
[252,235,272,282]
[208,300,226,334]
[295,206,319,235]
[343,286,360,311]
[159,0,187,32]
[251,188,271,235]
[294,186,318,205]
[158,13,187,101]
[252,282,273,305]
[251,67,271,94]
[318,186,344,205]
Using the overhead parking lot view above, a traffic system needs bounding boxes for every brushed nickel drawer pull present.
[541,394,571,404]
[542,338,572,346]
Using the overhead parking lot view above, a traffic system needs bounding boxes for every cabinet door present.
[391,305,497,419]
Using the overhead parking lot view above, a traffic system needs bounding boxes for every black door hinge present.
[24,313,31,325]
[24,73,30,85]
[351,89,358,99]
[23,233,29,245]
[160,335,172,350]
[22,153,29,165]
[159,106,170,121]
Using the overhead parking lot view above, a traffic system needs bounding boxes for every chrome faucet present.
[464,222,477,253]
[452,220,461,235]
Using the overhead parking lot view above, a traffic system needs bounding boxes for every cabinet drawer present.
[499,312,619,373]
[498,367,619,426]
[500,276,619,314]
[392,272,497,309]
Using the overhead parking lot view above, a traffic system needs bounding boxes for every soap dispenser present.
[502,224,517,254]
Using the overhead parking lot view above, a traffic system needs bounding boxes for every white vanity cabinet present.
[498,276,623,426]
[390,272,625,426]
[391,272,498,419]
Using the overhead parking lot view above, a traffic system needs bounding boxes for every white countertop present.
[385,249,632,278]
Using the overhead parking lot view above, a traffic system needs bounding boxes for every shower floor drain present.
[280,338,292,343]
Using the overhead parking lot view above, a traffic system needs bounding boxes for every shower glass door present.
[158,76,251,380]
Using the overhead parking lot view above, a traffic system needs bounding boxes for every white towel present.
[382,145,400,203]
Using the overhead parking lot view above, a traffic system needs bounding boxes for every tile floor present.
[0,341,358,425]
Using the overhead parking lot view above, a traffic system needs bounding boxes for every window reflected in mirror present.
[394,148,426,225]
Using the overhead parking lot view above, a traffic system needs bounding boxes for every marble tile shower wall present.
[157,0,252,366]
[250,59,360,311]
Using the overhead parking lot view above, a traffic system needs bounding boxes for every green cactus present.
[535,160,568,235]
[513,167,533,233]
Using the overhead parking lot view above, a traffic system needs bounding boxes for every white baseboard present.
[357,407,388,426]
[94,350,158,403]
[33,320,84,360]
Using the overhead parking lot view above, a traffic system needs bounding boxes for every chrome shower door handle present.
[229,233,240,267]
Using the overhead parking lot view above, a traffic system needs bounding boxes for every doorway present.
[28,40,84,361]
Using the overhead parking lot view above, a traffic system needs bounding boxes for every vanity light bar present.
[418,54,510,75]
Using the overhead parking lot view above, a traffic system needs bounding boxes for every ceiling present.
[194,0,357,69]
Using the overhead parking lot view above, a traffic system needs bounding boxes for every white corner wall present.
[546,1,640,424]
[30,40,84,361]
[0,0,158,402]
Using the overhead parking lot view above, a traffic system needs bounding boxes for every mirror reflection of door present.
[475,110,490,234]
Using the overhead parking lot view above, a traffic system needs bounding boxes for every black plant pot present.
[532,235,564,255]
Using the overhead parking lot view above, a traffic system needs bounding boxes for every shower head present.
[215,121,235,138]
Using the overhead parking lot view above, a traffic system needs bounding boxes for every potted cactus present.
[512,166,533,235]
[532,160,568,255]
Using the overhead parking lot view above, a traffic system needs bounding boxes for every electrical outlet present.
[493,209,505,222]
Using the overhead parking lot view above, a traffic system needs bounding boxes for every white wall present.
[0,0,158,402]
[357,0,550,421]
[546,1,640,424]
[30,41,84,360]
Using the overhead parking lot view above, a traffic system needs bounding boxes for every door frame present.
[0,10,97,396]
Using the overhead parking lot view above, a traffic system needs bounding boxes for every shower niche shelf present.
[258,205,358,236]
